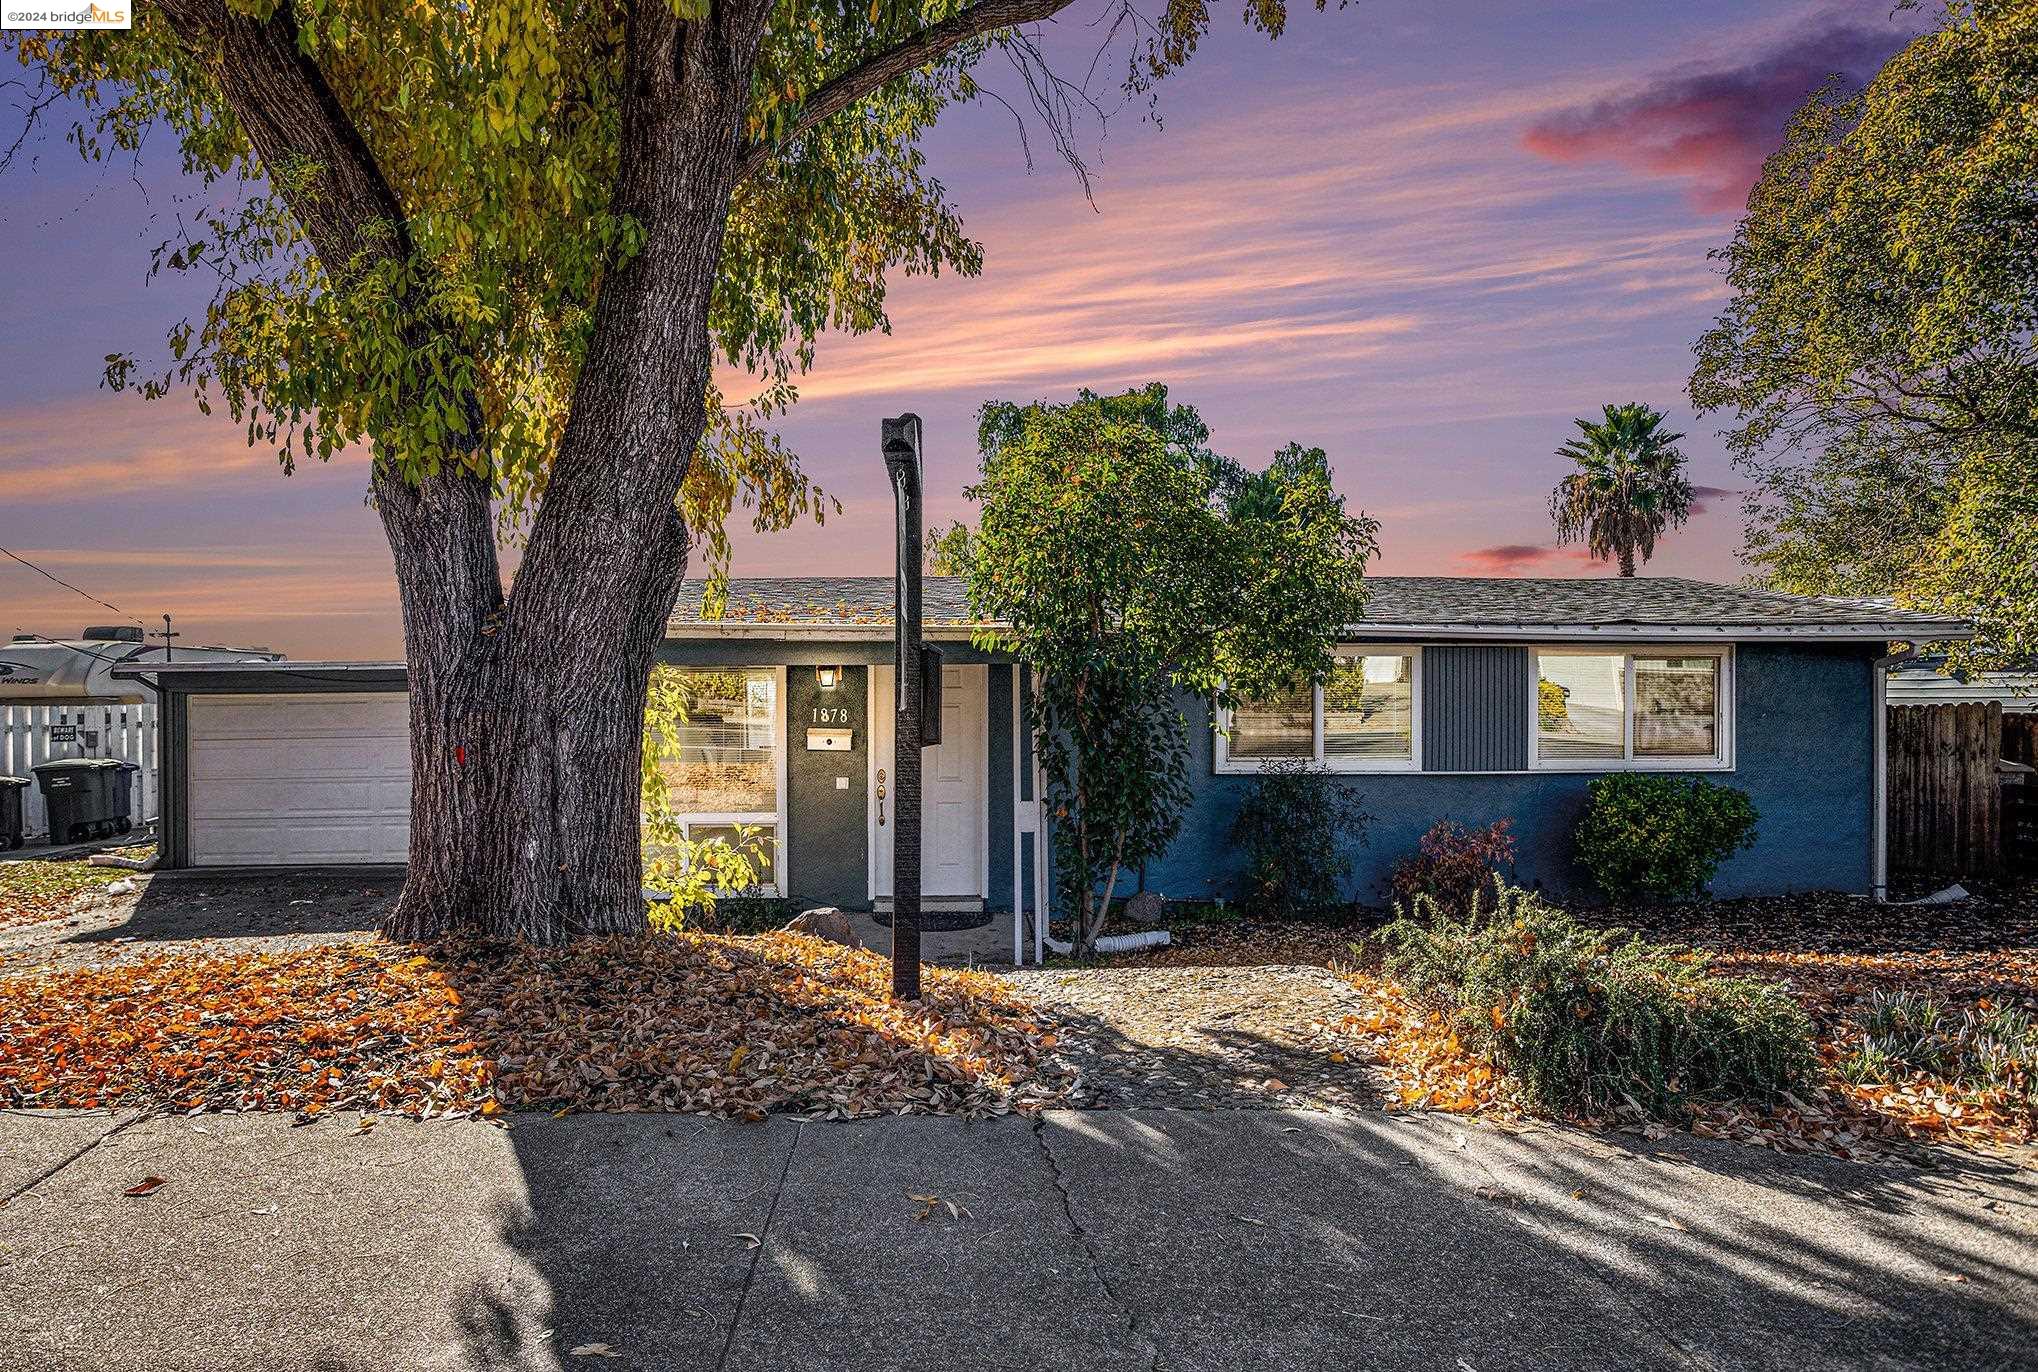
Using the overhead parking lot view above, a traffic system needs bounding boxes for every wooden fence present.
[1884,701,2037,877]
[0,703,159,843]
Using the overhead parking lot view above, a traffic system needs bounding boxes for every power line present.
[0,544,147,629]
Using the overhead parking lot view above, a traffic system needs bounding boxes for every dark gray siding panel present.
[1017,665,1035,803]
[987,664,1014,912]
[784,664,869,910]
[162,690,190,869]
[1423,645,1530,773]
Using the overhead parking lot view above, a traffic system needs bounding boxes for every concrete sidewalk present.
[1,1109,2031,1372]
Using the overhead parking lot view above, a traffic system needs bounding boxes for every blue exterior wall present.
[1141,641,1877,904]
[660,636,1878,910]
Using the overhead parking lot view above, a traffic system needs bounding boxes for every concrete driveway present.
[1,1108,2032,1372]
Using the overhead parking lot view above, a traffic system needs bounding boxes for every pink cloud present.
[1688,483,1739,517]
[1520,16,1911,213]
[1457,543,1585,575]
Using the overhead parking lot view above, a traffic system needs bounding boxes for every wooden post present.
[883,414,926,1001]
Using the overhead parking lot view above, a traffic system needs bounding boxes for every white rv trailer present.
[0,627,279,843]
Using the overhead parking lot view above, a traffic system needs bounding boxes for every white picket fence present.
[1,703,159,843]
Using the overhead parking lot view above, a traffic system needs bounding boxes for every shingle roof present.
[667,575,1972,638]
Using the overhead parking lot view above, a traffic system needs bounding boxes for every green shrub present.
[1378,882,1816,1118]
[1843,990,2038,1103]
[1229,760,1371,917]
[1574,774,1758,902]
[1387,819,1515,917]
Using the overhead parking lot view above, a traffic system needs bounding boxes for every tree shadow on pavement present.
[67,866,396,945]
[382,983,2038,1372]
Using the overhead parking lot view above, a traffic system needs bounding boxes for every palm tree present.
[1549,403,1695,577]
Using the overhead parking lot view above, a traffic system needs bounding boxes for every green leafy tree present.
[5,0,1329,943]
[946,384,1377,954]
[1548,403,1695,577]
[1689,0,2037,670]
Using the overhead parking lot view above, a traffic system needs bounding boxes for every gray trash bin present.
[31,758,137,844]
[0,777,26,851]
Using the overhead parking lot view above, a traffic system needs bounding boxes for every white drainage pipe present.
[1042,928,1171,955]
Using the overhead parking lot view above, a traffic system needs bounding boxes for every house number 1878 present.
[811,706,851,725]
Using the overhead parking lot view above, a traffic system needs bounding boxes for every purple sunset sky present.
[0,0,1920,658]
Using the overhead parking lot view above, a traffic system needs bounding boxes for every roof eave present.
[665,619,1973,642]
[664,624,998,640]
[1341,622,1976,642]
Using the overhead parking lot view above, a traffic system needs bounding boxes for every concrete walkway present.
[1,1109,2032,1372]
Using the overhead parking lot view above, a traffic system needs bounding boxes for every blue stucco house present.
[138,573,1968,965]
[660,575,1970,960]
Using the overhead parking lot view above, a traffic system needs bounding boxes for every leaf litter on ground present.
[0,930,1070,1121]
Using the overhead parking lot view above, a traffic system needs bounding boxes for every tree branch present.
[733,0,1078,181]
[153,0,414,275]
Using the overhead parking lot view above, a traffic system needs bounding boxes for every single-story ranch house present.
[132,576,1969,955]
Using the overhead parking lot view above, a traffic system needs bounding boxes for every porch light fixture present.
[816,665,842,691]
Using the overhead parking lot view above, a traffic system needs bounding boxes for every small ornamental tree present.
[944,384,1377,954]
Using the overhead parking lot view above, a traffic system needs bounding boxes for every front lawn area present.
[0,930,1067,1121]
[1333,887,2038,1159]
[1072,885,2038,1161]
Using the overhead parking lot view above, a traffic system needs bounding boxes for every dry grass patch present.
[0,931,1067,1121]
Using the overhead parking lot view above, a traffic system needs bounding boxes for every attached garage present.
[188,693,410,864]
[127,662,412,869]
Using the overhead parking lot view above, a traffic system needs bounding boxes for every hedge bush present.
[1378,882,1815,1118]
[1229,759,1372,917]
[1574,773,1758,902]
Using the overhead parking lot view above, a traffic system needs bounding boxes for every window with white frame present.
[656,667,783,890]
[1533,648,1731,770]
[1218,650,1420,771]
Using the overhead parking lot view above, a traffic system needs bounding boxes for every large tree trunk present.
[372,454,692,943]
[158,0,768,944]
[383,4,765,942]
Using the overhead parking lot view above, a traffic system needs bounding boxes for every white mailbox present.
[805,727,853,752]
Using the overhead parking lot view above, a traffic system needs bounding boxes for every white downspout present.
[1873,649,1920,903]
[1011,666,1024,966]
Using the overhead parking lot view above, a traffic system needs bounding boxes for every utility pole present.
[883,414,926,1000]
[151,614,179,663]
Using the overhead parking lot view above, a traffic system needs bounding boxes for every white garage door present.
[187,693,411,865]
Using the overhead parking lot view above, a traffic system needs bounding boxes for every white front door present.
[869,663,987,899]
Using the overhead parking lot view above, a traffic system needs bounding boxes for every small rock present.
[783,906,862,950]
[1123,891,1166,925]
[105,878,136,897]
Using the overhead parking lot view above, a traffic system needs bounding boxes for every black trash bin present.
[0,777,26,851]
[31,758,138,845]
